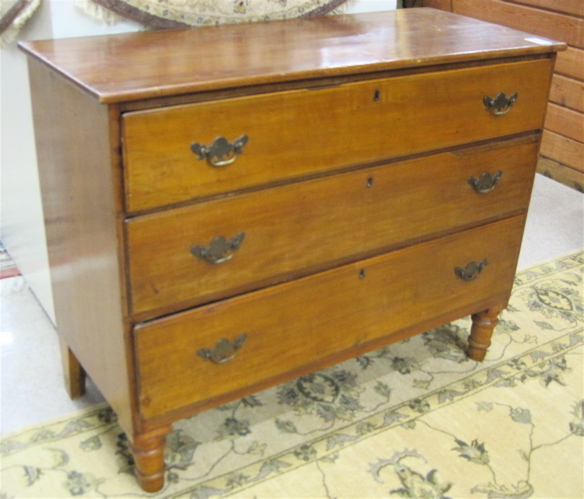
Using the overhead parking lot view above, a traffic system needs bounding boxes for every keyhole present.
[366,177,374,188]
[374,90,381,102]
[359,269,366,279]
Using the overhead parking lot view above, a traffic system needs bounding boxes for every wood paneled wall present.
[419,0,584,191]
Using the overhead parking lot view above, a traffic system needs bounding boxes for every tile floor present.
[1,174,583,436]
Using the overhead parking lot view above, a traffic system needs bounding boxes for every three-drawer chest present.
[20,8,564,492]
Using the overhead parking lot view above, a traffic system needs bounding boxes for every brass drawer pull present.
[455,259,489,282]
[191,135,249,167]
[197,334,248,364]
[483,92,518,115]
[468,171,502,194]
[190,232,245,265]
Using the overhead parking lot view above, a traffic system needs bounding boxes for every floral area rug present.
[0,0,40,46]
[1,251,583,498]
[1,0,355,45]
[79,0,354,28]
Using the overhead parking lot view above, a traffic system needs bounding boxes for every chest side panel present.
[27,60,134,434]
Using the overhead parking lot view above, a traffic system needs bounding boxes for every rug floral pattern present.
[1,251,583,498]
[85,0,352,28]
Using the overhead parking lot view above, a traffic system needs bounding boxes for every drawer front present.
[123,59,552,212]
[127,138,538,316]
[135,216,525,420]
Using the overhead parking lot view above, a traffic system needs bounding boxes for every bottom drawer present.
[135,216,525,420]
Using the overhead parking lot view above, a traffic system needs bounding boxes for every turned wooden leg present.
[131,426,172,493]
[467,306,503,362]
[59,339,86,399]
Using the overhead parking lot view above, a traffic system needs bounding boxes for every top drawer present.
[123,59,552,212]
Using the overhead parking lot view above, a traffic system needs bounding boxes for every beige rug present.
[1,251,583,498]
[81,0,354,28]
[1,0,355,45]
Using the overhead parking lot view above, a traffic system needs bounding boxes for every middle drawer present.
[126,137,538,317]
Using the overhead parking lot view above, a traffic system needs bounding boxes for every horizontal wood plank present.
[421,0,452,10]
[505,0,584,18]
[549,74,584,111]
[544,103,584,142]
[452,0,584,48]
[537,156,584,192]
[540,129,584,171]
[555,47,584,81]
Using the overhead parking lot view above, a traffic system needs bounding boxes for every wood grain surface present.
[18,9,564,103]
[420,0,582,188]
[127,137,539,317]
[123,59,551,211]
[27,60,134,435]
[135,216,525,421]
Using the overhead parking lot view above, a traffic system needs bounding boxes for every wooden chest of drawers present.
[19,9,563,492]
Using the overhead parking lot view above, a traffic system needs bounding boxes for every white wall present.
[1,1,55,322]
[0,0,396,322]
[1,1,140,323]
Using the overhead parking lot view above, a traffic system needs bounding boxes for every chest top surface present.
[18,8,564,103]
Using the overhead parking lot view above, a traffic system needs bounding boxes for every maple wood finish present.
[20,9,563,493]
[128,138,540,317]
[136,216,524,420]
[123,60,551,212]
[59,340,87,400]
